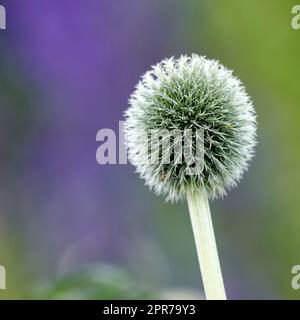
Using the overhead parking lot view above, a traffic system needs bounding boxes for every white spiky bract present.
[124,55,256,202]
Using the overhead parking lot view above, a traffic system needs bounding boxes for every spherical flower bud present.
[124,54,256,202]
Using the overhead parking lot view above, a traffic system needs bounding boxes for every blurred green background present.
[0,0,300,299]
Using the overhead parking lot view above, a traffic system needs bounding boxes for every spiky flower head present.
[124,54,256,202]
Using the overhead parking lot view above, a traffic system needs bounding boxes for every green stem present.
[186,190,226,300]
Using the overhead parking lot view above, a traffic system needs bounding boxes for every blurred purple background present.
[1,0,300,299]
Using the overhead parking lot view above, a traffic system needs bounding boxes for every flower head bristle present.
[124,54,256,202]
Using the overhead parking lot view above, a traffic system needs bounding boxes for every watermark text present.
[0,265,6,290]
[291,265,300,290]
[0,5,6,30]
[292,5,300,30]
[96,121,204,176]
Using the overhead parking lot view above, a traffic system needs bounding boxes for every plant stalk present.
[186,190,226,300]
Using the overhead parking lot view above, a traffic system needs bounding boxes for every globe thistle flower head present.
[124,54,256,202]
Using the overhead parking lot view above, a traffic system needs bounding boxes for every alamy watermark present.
[0,265,6,290]
[96,121,204,176]
[0,4,6,30]
[292,5,300,30]
[291,265,300,290]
